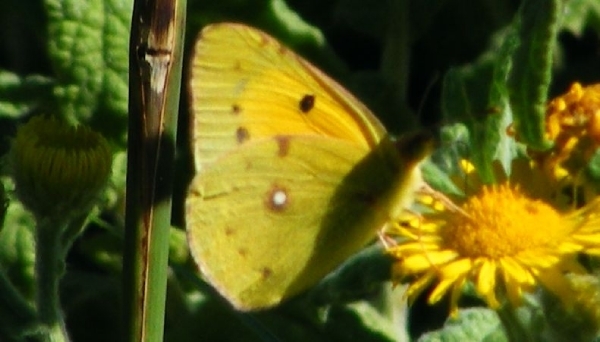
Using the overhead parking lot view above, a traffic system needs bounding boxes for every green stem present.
[496,304,534,342]
[36,218,69,342]
[60,214,88,255]
[380,0,411,125]
[0,267,37,338]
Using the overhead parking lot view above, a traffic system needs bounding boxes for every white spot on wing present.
[272,190,287,207]
[266,186,289,212]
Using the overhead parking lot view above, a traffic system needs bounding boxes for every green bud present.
[10,116,112,221]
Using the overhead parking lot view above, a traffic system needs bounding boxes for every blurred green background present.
[0,0,599,341]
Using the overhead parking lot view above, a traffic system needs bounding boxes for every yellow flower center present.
[443,183,568,258]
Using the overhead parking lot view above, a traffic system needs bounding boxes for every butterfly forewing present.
[188,23,386,170]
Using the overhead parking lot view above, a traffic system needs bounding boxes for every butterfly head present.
[391,131,436,168]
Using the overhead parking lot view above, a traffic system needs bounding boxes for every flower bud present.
[10,116,112,220]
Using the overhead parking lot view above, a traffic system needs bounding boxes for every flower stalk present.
[9,116,112,341]
[35,217,69,342]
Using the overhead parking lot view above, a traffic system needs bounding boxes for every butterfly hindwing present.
[186,136,403,310]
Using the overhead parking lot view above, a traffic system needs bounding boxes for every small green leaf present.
[587,150,600,181]
[422,159,463,197]
[323,302,400,342]
[561,0,600,35]
[435,123,471,177]
[0,71,54,119]
[311,244,393,306]
[0,198,36,302]
[418,308,507,342]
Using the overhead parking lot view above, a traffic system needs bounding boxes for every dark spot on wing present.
[238,248,248,257]
[236,127,250,143]
[261,267,273,279]
[275,136,290,157]
[232,104,241,114]
[299,94,315,113]
[224,227,235,236]
[277,44,287,55]
[259,34,269,47]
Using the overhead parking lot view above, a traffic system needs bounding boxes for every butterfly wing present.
[188,23,387,170]
[186,23,432,310]
[186,136,417,310]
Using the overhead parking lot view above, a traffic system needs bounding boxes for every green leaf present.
[441,29,518,182]
[418,308,507,342]
[561,0,600,35]
[44,0,131,142]
[434,123,471,178]
[323,302,400,342]
[0,71,54,119]
[441,0,566,180]
[310,244,394,306]
[508,0,560,150]
[422,159,463,197]
[587,150,600,181]
[0,198,36,302]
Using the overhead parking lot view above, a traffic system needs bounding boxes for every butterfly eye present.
[394,131,435,164]
[299,94,315,113]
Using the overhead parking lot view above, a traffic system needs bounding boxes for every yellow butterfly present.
[186,23,433,311]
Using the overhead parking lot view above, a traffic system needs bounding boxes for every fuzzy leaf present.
[441,29,518,182]
[561,0,600,35]
[311,244,394,306]
[0,200,36,302]
[508,0,560,150]
[322,302,401,342]
[418,308,506,342]
[44,0,131,142]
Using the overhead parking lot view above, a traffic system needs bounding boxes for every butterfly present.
[185,23,433,311]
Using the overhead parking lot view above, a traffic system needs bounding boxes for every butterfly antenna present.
[420,182,467,216]
[416,72,440,124]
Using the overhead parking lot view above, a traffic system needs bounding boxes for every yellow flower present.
[532,82,600,186]
[545,82,600,145]
[387,173,600,316]
[11,116,112,219]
